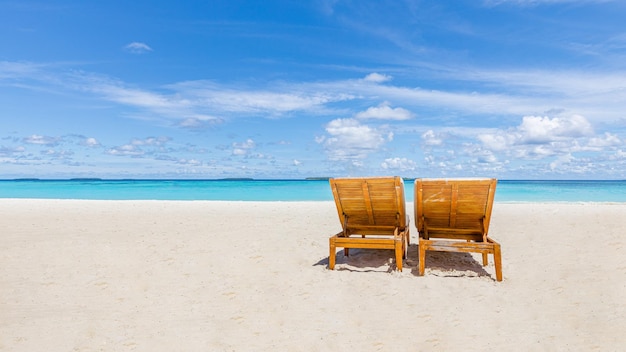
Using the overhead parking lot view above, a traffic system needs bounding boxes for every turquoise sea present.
[1,179,626,202]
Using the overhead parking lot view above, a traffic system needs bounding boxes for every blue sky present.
[2,0,626,179]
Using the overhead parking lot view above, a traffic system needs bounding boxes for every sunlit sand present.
[1,200,624,350]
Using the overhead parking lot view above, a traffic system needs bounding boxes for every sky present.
[2,0,626,179]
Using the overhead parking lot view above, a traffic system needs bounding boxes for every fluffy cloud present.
[363,73,392,83]
[463,113,626,176]
[422,130,444,146]
[82,137,100,147]
[317,118,389,161]
[355,101,414,120]
[586,132,621,149]
[479,114,594,151]
[517,115,593,143]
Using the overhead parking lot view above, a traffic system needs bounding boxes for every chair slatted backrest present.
[415,178,496,239]
[330,177,406,235]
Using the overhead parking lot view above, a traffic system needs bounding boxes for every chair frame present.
[415,178,502,281]
[329,176,409,271]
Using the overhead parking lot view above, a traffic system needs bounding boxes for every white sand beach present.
[1,199,625,351]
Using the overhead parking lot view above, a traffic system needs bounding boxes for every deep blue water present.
[0,179,625,202]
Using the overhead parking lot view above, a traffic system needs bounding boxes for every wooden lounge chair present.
[414,178,502,281]
[329,176,409,271]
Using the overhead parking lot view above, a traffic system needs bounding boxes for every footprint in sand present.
[231,315,245,323]
[94,281,108,289]
[223,291,236,299]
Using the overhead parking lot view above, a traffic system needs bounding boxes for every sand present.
[1,199,625,351]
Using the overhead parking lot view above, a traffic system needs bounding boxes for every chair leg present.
[402,239,407,259]
[395,240,403,272]
[493,244,503,282]
[418,244,426,276]
[482,252,488,266]
[406,228,410,246]
[329,239,336,270]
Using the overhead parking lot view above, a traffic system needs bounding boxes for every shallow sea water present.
[1,179,626,202]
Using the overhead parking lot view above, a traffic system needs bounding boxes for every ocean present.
[1,179,625,202]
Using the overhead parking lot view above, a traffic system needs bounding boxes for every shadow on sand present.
[315,243,493,279]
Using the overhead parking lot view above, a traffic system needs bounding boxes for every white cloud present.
[478,133,509,151]
[107,136,172,160]
[0,61,44,79]
[85,77,355,123]
[131,136,171,146]
[7,56,626,133]
[318,118,388,161]
[210,91,339,113]
[107,144,145,156]
[471,114,625,169]
[474,150,498,164]
[83,137,100,147]
[381,157,417,171]
[0,145,26,156]
[177,158,202,166]
[11,61,626,129]
[179,115,224,129]
[517,115,593,143]
[124,42,153,54]
[479,114,594,151]
[610,149,626,160]
[41,149,73,159]
[549,153,575,171]
[107,144,144,156]
[232,139,256,156]
[363,73,392,83]
[89,82,179,109]
[422,130,443,146]
[6,60,626,178]
[355,101,414,120]
[23,134,59,146]
[171,80,354,115]
[587,132,621,149]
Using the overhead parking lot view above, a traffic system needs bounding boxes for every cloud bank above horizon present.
[1,0,626,179]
